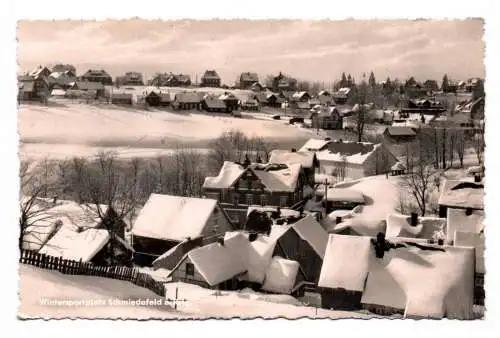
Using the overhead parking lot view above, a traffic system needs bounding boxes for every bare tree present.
[472,122,485,166]
[400,146,440,216]
[455,129,466,168]
[19,159,59,251]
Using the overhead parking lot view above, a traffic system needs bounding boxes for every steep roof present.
[201,70,220,80]
[385,213,446,240]
[261,257,300,295]
[240,72,259,83]
[203,96,226,109]
[185,233,248,286]
[132,194,219,241]
[203,162,301,193]
[268,150,316,169]
[291,214,328,258]
[317,141,379,165]
[439,179,484,209]
[323,188,365,204]
[363,244,475,319]
[292,91,310,100]
[318,234,373,291]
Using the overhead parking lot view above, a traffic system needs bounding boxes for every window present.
[233,194,239,206]
[239,180,248,190]
[260,194,268,206]
[206,192,219,201]
[280,196,288,207]
[246,194,253,206]
[185,263,194,277]
[475,276,484,287]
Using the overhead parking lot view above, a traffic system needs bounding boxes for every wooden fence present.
[19,249,166,297]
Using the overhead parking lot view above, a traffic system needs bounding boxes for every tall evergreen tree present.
[347,74,353,87]
[369,71,377,87]
[441,74,449,93]
[340,72,348,88]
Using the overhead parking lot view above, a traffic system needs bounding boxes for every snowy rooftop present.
[323,188,365,204]
[439,179,484,210]
[385,213,446,240]
[316,141,380,165]
[299,138,330,152]
[362,244,475,319]
[185,233,248,286]
[318,234,373,291]
[291,214,328,258]
[446,208,485,242]
[261,257,300,295]
[269,149,316,169]
[326,176,400,236]
[132,194,218,242]
[203,162,301,192]
[246,206,300,219]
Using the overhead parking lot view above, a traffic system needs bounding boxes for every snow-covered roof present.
[261,257,300,295]
[318,234,373,291]
[454,231,485,274]
[314,173,336,185]
[323,188,365,204]
[363,244,475,319]
[203,162,301,193]
[291,215,328,258]
[51,89,66,96]
[299,138,331,152]
[385,213,446,240]
[269,149,316,169]
[316,141,380,165]
[439,179,484,210]
[186,233,248,286]
[40,226,110,262]
[292,91,309,99]
[326,176,400,236]
[446,208,485,242]
[22,212,60,251]
[132,194,218,241]
[391,162,406,171]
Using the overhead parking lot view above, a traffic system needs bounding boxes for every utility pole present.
[324,178,328,218]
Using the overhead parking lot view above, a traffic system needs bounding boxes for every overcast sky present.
[17,19,485,84]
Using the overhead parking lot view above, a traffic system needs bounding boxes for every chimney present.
[336,216,342,224]
[466,208,473,216]
[248,233,258,242]
[324,137,331,141]
[276,206,281,218]
[217,237,224,246]
[338,139,343,143]
[291,148,297,152]
[410,212,418,226]
[474,174,481,183]
[437,238,444,246]
[243,155,251,168]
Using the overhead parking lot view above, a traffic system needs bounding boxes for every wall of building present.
[320,287,364,311]
[170,256,211,288]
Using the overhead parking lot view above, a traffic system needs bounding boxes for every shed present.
[261,257,301,294]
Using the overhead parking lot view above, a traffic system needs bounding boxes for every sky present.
[17,19,485,85]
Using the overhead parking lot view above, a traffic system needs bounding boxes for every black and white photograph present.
[14,16,489,321]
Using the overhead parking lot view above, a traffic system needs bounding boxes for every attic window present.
[185,263,194,277]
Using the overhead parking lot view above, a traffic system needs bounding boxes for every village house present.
[390,162,407,176]
[80,69,113,85]
[318,90,333,106]
[454,96,485,120]
[68,81,106,99]
[239,72,259,89]
[202,160,308,228]
[319,187,365,215]
[131,194,234,266]
[172,92,202,110]
[202,94,228,113]
[310,106,343,130]
[48,70,77,90]
[361,240,475,319]
[37,201,133,266]
[218,92,240,111]
[383,126,417,143]
[401,98,446,116]
[200,70,221,87]
[318,234,373,310]
[288,101,311,118]
[250,82,264,92]
[117,72,144,86]
[268,149,319,186]
[438,179,484,218]
[168,232,248,290]
[241,98,259,111]
[28,66,52,82]
[144,91,171,107]
[332,87,352,104]
[300,138,398,180]
[17,75,50,103]
[165,74,192,87]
